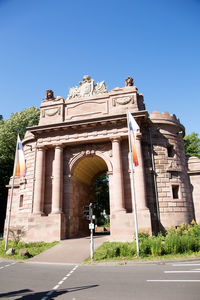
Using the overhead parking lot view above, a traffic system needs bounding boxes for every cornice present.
[27,111,148,135]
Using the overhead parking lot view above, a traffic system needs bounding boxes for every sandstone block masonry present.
[4,76,200,242]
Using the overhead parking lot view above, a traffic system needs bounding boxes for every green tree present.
[0,106,40,233]
[184,132,200,159]
[93,173,110,226]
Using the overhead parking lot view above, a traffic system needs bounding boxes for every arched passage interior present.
[68,154,109,237]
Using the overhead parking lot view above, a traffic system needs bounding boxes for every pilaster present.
[111,138,125,212]
[51,145,63,214]
[33,147,46,215]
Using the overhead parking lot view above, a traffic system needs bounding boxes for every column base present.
[113,208,126,213]
[110,209,152,242]
[50,210,62,215]
[137,208,152,233]
[33,212,46,216]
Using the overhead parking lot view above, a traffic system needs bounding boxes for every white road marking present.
[0,262,16,270]
[53,284,59,290]
[172,263,200,267]
[147,280,200,282]
[165,270,200,273]
[41,265,78,300]
[148,262,200,283]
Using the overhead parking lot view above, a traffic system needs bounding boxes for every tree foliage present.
[93,173,110,226]
[184,132,200,159]
[0,106,40,233]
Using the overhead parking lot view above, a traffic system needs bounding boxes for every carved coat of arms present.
[67,75,107,100]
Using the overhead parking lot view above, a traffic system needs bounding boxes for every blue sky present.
[0,0,199,134]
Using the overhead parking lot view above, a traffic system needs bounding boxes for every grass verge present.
[84,222,200,263]
[0,239,59,260]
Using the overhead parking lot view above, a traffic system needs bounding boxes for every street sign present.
[89,223,94,230]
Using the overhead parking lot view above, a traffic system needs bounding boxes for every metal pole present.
[89,203,94,261]
[148,127,160,231]
[5,175,15,250]
[90,222,94,261]
[126,111,140,257]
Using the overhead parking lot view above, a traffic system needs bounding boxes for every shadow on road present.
[0,285,99,299]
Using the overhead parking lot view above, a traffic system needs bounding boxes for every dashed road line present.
[147,280,200,282]
[165,270,200,273]
[172,263,200,267]
[147,263,200,283]
[0,262,16,270]
[41,265,78,300]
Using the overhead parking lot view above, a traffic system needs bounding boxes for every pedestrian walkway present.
[29,235,110,264]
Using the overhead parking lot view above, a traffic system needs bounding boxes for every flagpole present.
[5,135,18,251]
[126,111,140,257]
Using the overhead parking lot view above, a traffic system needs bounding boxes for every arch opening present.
[69,154,110,237]
[93,173,110,234]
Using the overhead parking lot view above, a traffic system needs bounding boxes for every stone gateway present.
[4,76,200,242]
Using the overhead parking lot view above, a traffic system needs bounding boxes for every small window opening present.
[167,145,174,157]
[172,185,179,199]
[170,171,179,179]
[19,195,24,208]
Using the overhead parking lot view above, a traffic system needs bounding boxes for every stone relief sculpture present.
[45,89,55,100]
[67,75,108,100]
[94,81,108,94]
[125,76,134,87]
[112,96,134,106]
[45,90,64,102]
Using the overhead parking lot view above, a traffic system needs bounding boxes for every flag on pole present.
[5,134,27,250]
[127,111,139,167]
[14,135,27,177]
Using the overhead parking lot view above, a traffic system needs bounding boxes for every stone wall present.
[188,157,200,223]
[149,111,194,229]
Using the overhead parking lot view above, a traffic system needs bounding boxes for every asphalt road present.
[0,259,200,299]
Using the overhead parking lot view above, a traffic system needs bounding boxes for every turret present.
[148,111,194,229]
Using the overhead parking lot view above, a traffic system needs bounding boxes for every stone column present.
[51,145,63,214]
[33,147,46,215]
[112,138,125,212]
[134,133,147,210]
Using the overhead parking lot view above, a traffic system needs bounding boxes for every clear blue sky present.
[0,0,199,134]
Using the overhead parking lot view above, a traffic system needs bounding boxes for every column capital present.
[110,136,122,143]
[54,144,64,150]
[36,146,47,151]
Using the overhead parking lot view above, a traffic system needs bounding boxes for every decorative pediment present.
[67,75,108,100]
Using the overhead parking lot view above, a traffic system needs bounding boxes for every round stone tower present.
[149,111,194,229]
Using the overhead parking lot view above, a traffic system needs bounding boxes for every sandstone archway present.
[67,154,110,237]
